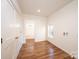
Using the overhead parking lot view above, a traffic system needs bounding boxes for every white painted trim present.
[6,0,14,9]
[47,39,78,58]
[71,51,78,59]
[6,0,22,16]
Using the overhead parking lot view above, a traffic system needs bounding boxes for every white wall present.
[1,0,24,59]
[47,0,78,58]
[23,15,47,42]
[1,0,78,59]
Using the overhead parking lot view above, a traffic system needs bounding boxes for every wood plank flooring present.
[17,39,73,59]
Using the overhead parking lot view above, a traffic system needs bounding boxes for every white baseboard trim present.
[47,40,78,59]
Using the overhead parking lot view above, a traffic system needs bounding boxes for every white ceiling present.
[17,0,73,17]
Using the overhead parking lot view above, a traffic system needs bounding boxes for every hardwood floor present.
[17,39,73,59]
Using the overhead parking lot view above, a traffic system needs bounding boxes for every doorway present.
[25,23,35,39]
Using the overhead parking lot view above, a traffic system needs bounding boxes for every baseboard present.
[47,40,78,59]
[71,51,78,59]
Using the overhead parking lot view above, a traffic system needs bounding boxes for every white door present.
[25,23,35,39]
[48,25,54,38]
